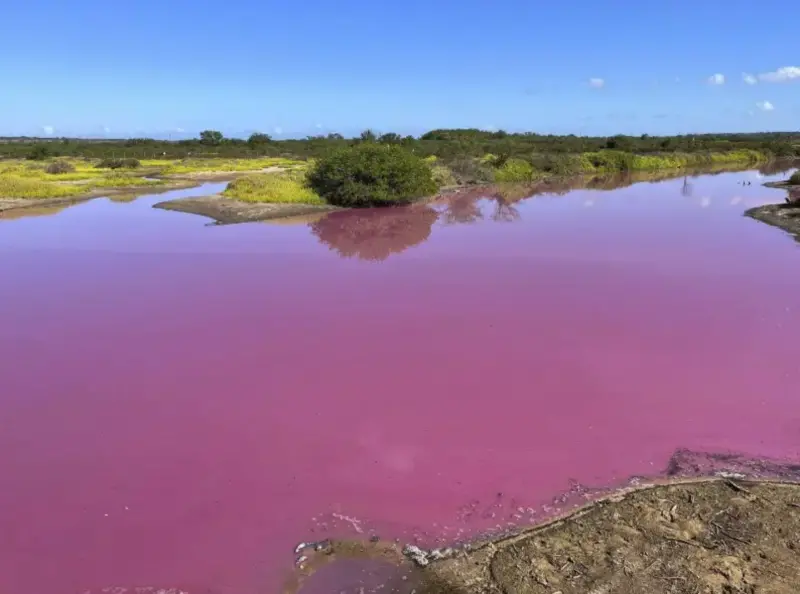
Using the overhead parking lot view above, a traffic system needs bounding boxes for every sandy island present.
[152,194,342,224]
[285,478,800,594]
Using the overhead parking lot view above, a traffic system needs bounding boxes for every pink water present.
[0,170,798,594]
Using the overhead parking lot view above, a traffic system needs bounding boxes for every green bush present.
[44,160,76,174]
[494,158,536,182]
[789,171,800,185]
[307,144,439,207]
[96,158,141,170]
[27,145,51,160]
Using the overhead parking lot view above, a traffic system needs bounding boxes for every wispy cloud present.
[756,100,775,111]
[742,73,757,85]
[273,126,283,135]
[758,66,800,82]
[588,77,605,89]
[175,127,185,133]
[102,126,111,134]
[41,125,55,135]
[707,73,725,85]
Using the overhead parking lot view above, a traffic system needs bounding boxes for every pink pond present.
[1,170,799,594]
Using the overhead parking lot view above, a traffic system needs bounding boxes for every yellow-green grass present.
[85,174,164,189]
[0,175,85,199]
[222,172,324,204]
[0,158,166,199]
[142,157,308,175]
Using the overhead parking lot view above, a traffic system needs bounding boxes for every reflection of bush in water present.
[310,206,439,261]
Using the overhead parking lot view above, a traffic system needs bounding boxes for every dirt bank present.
[745,203,800,241]
[0,180,200,215]
[152,194,341,224]
[285,478,800,594]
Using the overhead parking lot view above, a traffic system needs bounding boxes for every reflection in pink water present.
[0,171,799,594]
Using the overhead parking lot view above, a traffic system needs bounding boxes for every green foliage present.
[26,145,51,160]
[223,172,323,204]
[359,129,377,143]
[247,132,272,146]
[493,158,536,182]
[44,160,76,174]
[199,130,224,146]
[789,171,800,185]
[307,144,439,207]
[431,164,457,187]
[96,157,141,169]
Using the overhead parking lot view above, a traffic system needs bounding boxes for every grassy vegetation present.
[150,157,306,175]
[789,171,800,185]
[222,172,324,204]
[0,158,165,199]
[0,176,85,199]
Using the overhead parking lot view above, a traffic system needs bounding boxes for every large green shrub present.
[307,144,438,207]
[96,157,141,169]
[789,171,800,185]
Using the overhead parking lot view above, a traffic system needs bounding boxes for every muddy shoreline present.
[285,477,800,594]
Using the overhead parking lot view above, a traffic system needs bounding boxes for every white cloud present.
[756,100,775,111]
[315,123,323,129]
[758,66,800,82]
[102,126,111,134]
[41,125,55,135]
[588,77,605,88]
[742,73,757,85]
[175,127,185,133]
[273,126,283,135]
[707,73,725,85]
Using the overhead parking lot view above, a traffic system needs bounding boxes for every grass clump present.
[96,158,141,169]
[223,172,323,204]
[307,144,438,207]
[45,160,76,175]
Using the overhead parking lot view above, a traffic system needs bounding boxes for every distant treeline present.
[2,128,799,161]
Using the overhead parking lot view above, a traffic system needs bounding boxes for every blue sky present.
[2,0,798,139]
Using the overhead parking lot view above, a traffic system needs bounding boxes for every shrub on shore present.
[96,157,141,170]
[223,172,323,204]
[493,158,536,182]
[45,160,76,175]
[307,144,439,207]
[789,171,800,185]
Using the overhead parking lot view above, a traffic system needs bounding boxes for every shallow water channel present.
[0,169,798,594]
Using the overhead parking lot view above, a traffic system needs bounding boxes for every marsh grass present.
[0,176,85,199]
[150,157,307,175]
[0,158,165,198]
[222,172,324,204]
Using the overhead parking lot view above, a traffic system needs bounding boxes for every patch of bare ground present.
[152,194,341,224]
[284,479,800,594]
